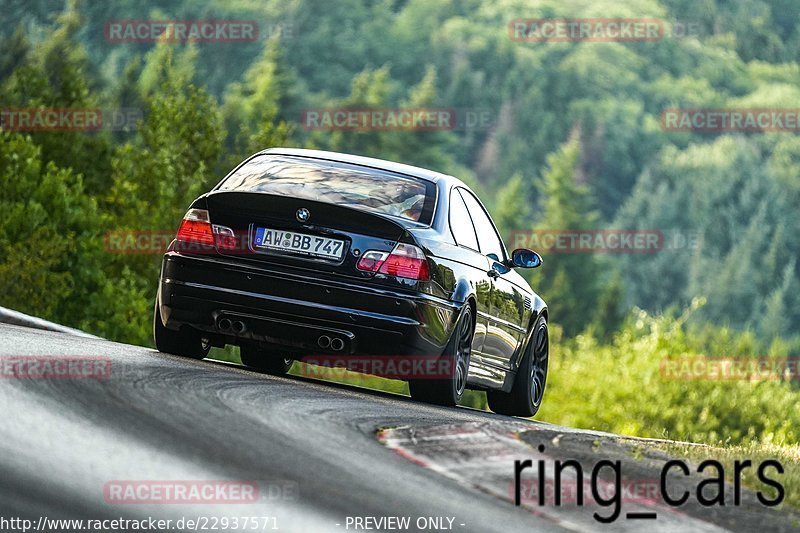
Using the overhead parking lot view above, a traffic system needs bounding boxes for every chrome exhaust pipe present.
[317,335,331,349]
[218,317,232,331]
[330,338,345,352]
[232,321,246,334]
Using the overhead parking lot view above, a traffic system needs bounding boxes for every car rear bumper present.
[158,252,460,357]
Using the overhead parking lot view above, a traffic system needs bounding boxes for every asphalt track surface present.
[0,323,797,532]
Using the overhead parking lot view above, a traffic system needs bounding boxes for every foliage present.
[658,441,800,511]
[5,0,800,339]
[2,2,800,448]
[527,138,606,336]
[540,306,800,445]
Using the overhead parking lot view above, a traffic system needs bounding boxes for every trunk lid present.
[203,190,407,279]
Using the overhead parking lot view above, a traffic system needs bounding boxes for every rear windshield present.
[218,155,436,224]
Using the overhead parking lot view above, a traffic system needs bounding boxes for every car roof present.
[257,147,468,189]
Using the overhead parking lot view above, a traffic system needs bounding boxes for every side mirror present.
[511,248,542,269]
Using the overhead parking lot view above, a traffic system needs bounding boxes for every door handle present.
[487,269,499,279]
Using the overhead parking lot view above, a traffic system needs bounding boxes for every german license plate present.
[253,227,345,260]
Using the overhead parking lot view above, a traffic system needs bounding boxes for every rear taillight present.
[212,224,238,250]
[176,209,214,246]
[175,209,236,252]
[357,243,430,281]
[356,251,389,272]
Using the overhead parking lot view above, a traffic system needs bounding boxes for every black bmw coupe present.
[155,148,548,416]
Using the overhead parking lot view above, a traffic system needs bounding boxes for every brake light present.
[357,243,430,281]
[175,209,237,252]
[176,209,214,246]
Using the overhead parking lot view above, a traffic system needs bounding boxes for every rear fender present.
[512,303,548,369]
[447,278,476,336]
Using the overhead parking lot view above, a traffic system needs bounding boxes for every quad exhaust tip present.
[217,317,246,334]
[330,338,345,352]
[318,335,345,351]
[220,317,342,347]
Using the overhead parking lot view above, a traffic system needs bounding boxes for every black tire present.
[153,298,210,360]
[487,315,549,417]
[240,345,293,375]
[408,305,473,407]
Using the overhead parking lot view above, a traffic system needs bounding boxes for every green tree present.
[324,65,460,173]
[492,172,532,244]
[221,35,295,168]
[0,131,146,341]
[2,2,113,194]
[109,47,223,231]
[102,51,225,345]
[531,137,604,336]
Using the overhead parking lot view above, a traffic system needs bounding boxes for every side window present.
[449,189,479,250]
[459,189,505,260]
